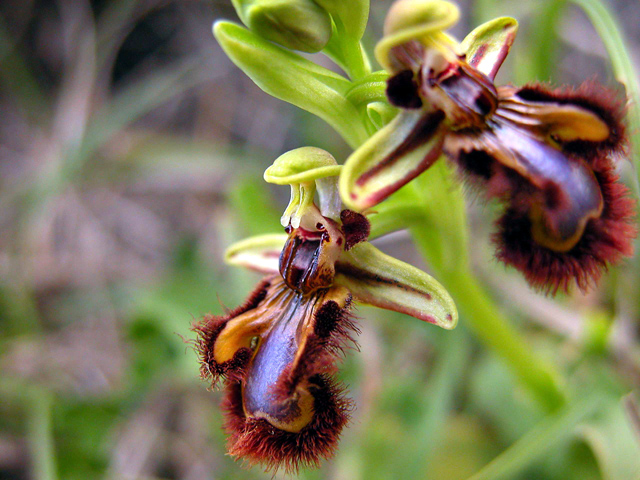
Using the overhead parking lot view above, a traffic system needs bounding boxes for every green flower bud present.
[232,0,332,53]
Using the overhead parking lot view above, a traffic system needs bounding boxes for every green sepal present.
[264,147,341,185]
[336,242,458,329]
[214,21,368,148]
[265,147,342,226]
[461,16,519,80]
[224,233,287,273]
[340,109,445,211]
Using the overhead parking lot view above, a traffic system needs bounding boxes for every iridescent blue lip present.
[491,120,603,247]
[242,294,304,422]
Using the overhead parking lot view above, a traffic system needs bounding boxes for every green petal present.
[214,21,368,148]
[460,16,518,80]
[340,109,446,211]
[336,242,457,329]
[224,234,287,273]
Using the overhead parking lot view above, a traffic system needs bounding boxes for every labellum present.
[340,0,636,294]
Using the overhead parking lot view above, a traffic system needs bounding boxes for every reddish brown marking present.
[469,43,487,68]
[356,110,445,187]
[387,69,423,109]
[336,262,432,300]
[340,210,371,250]
[362,133,445,207]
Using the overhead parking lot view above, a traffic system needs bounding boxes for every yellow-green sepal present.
[224,233,287,274]
[340,109,445,211]
[336,242,458,329]
[264,147,342,185]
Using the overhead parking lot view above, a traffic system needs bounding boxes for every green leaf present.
[579,396,640,480]
[214,21,368,148]
[468,394,604,480]
[28,391,58,480]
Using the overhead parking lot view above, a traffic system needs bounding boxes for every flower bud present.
[232,0,332,53]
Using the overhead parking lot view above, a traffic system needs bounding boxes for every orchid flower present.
[193,147,457,471]
[340,0,636,293]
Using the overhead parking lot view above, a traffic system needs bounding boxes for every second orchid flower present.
[340,0,636,294]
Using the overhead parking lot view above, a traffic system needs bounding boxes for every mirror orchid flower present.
[340,0,636,294]
[193,147,457,471]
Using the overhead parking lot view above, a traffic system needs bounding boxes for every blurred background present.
[1,0,640,479]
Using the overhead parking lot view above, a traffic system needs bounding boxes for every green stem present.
[324,33,371,81]
[410,226,566,412]
[28,391,58,480]
[400,164,566,412]
[448,266,566,412]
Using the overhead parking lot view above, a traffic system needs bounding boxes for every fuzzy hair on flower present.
[193,148,457,472]
[339,0,636,294]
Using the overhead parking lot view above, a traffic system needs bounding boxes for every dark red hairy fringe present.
[494,163,636,294]
[191,276,272,387]
[221,296,359,472]
[452,148,522,202]
[222,375,352,473]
